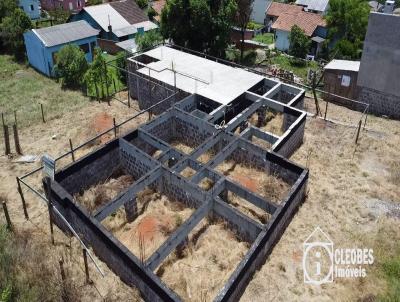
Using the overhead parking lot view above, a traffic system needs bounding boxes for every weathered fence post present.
[69,139,75,162]
[2,201,12,231]
[16,177,29,220]
[113,118,117,138]
[82,249,91,284]
[13,111,22,154]
[355,120,362,144]
[45,177,55,245]
[324,101,329,120]
[40,103,46,123]
[59,257,66,281]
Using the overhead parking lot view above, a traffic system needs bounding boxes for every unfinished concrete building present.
[45,45,309,301]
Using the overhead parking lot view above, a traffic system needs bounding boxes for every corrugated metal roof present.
[110,0,148,25]
[295,0,329,12]
[84,4,131,32]
[324,60,360,72]
[114,25,137,37]
[32,21,99,47]
[133,21,158,31]
[116,39,137,53]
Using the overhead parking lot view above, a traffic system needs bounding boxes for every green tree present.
[288,25,310,59]
[0,8,32,60]
[0,0,17,21]
[48,8,70,25]
[136,0,148,9]
[115,51,127,85]
[84,48,113,98]
[88,0,103,5]
[54,44,88,88]
[135,30,163,51]
[326,0,370,59]
[160,0,236,57]
[235,0,254,62]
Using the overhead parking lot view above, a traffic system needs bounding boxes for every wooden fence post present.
[45,177,55,245]
[113,118,117,138]
[59,257,66,281]
[128,90,131,108]
[2,201,12,231]
[3,125,10,155]
[40,103,46,123]
[355,120,362,144]
[82,249,91,284]
[16,177,29,220]
[69,139,75,162]
[324,101,329,120]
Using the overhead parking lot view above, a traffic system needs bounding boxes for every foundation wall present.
[45,181,180,302]
[358,87,400,119]
[274,114,306,158]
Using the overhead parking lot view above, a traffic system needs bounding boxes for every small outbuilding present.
[24,21,99,77]
[323,59,360,104]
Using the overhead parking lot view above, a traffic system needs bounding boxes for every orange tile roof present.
[152,0,166,16]
[271,9,326,36]
[266,2,303,17]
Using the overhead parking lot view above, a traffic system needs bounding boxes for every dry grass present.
[227,192,271,224]
[198,178,215,191]
[249,111,284,136]
[157,218,250,302]
[102,189,194,261]
[74,173,135,213]
[180,167,197,178]
[215,160,290,203]
[196,150,215,164]
[250,135,272,150]
[170,140,194,155]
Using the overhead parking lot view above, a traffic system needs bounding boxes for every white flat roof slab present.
[324,59,360,72]
[129,46,264,105]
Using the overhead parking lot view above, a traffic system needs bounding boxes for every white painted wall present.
[251,0,271,24]
[275,29,290,51]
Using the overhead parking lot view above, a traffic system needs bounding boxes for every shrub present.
[53,44,88,88]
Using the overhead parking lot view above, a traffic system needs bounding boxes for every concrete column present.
[220,189,229,202]
[176,236,189,258]
[239,121,248,133]
[257,107,267,127]
[124,197,138,223]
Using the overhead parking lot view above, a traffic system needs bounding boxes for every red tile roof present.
[110,0,148,24]
[152,0,166,16]
[267,2,326,36]
[266,2,303,17]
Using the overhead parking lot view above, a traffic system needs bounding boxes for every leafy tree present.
[147,6,157,20]
[48,8,70,25]
[0,8,32,60]
[0,0,17,21]
[84,48,113,98]
[115,51,127,85]
[135,30,163,51]
[326,0,370,59]
[235,0,254,62]
[288,25,310,59]
[88,0,103,5]
[160,0,237,57]
[54,44,88,88]
[136,0,148,9]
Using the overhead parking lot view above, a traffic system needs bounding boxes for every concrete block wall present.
[119,139,159,180]
[46,181,179,302]
[56,141,121,195]
[358,87,400,119]
[274,114,306,158]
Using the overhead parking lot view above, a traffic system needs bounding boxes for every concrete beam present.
[225,180,277,215]
[94,167,162,221]
[213,197,262,242]
[146,201,212,271]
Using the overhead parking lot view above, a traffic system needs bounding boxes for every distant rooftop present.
[324,60,360,72]
[266,2,303,17]
[271,10,326,36]
[295,0,329,13]
[32,21,99,47]
[129,46,265,105]
[82,0,154,36]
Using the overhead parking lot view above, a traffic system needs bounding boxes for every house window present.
[30,4,34,11]
[79,43,90,54]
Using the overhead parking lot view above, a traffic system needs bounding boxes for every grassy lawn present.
[253,33,274,45]
[0,55,91,128]
[270,54,318,81]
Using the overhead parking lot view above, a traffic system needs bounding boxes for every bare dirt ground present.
[1,96,399,301]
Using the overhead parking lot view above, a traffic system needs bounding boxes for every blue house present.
[24,21,99,77]
[19,0,40,19]
[69,0,157,42]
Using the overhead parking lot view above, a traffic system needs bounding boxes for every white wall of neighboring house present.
[251,0,271,24]
[275,29,290,51]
